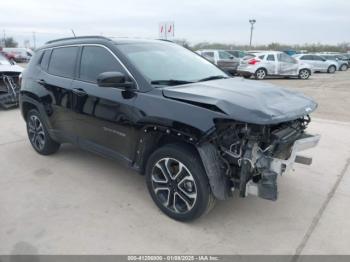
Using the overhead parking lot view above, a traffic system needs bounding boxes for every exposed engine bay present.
[198,116,320,201]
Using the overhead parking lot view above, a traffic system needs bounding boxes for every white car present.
[2,47,34,63]
[0,53,23,108]
[237,51,313,80]
[293,54,338,73]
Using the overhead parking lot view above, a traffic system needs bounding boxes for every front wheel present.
[254,68,267,80]
[327,65,336,73]
[298,69,310,79]
[340,64,348,71]
[26,109,60,155]
[145,144,215,221]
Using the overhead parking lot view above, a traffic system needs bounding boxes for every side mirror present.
[97,72,135,90]
[229,56,234,60]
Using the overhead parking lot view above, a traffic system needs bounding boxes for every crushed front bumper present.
[246,133,321,199]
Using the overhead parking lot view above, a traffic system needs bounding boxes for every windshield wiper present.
[150,79,194,86]
[197,75,228,82]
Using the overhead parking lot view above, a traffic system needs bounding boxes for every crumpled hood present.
[162,78,317,125]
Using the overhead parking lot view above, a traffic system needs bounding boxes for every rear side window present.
[48,47,79,78]
[258,54,265,59]
[301,55,313,60]
[79,46,124,83]
[266,54,275,61]
[218,51,231,59]
[40,50,51,71]
[202,52,214,58]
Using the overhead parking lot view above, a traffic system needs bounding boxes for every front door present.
[277,53,299,75]
[71,45,138,162]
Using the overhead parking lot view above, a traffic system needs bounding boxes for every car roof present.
[38,36,171,50]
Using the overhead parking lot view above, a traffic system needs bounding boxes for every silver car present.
[293,54,338,73]
[317,54,349,71]
[196,49,240,75]
[237,51,313,80]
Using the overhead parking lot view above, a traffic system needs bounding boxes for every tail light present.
[248,58,260,65]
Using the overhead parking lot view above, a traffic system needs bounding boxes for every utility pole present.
[32,31,36,49]
[249,19,256,47]
[3,29,6,47]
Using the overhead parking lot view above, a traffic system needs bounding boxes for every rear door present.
[37,46,79,140]
[265,54,277,74]
[71,45,138,161]
[312,55,327,71]
[277,53,298,75]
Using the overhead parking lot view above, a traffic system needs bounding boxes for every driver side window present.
[79,46,125,83]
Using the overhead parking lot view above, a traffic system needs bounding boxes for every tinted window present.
[258,54,265,59]
[312,55,324,61]
[48,47,78,78]
[218,51,232,59]
[278,53,296,63]
[40,50,51,71]
[79,46,124,83]
[300,55,313,60]
[202,52,214,58]
[267,54,275,61]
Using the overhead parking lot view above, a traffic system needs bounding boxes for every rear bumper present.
[237,70,253,76]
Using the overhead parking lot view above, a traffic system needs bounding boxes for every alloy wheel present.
[256,69,266,79]
[28,115,46,151]
[299,69,309,79]
[151,158,197,214]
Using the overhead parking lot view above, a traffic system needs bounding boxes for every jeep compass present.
[20,36,320,221]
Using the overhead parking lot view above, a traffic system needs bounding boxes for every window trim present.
[39,44,139,90]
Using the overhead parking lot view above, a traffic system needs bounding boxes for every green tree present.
[4,37,18,48]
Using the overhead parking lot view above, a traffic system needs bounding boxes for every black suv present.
[20,36,320,221]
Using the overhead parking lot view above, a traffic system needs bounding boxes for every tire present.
[145,144,215,221]
[254,68,267,80]
[298,69,310,79]
[327,65,336,73]
[26,109,60,155]
[340,64,348,71]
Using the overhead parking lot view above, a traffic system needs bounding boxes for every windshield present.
[0,54,11,65]
[117,42,227,85]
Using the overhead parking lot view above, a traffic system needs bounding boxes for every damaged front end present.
[197,116,320,201]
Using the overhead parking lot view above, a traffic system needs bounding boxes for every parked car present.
[20,36,320,221]
[196,49,240,75]
[318,54,348,71]
[0,53,23,108]
[237,51,313,80]
[2,48,34,63]
[0,47,16,62]
[293,54,338,73]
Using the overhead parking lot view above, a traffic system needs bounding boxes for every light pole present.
[249,19,256,47]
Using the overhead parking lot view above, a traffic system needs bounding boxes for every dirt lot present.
[0,71,350,255]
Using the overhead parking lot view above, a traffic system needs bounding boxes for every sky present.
[1,0,349,47]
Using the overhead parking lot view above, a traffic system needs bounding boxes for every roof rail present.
[45,35,111,44]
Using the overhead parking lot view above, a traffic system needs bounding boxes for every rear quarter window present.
[48,47,79,78]
[40,50,52,71]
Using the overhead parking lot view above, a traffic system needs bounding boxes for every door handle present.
[36,79,46,85]
[72,88,88,96]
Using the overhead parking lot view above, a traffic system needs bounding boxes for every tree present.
[4,37,18,48]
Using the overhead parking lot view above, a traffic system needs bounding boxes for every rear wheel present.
[340,64,348,71]
[26,109,60,155]
[298,69,310,79]
[254,68,267,80]
[327,65,336,73]
[145,144,215,221]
